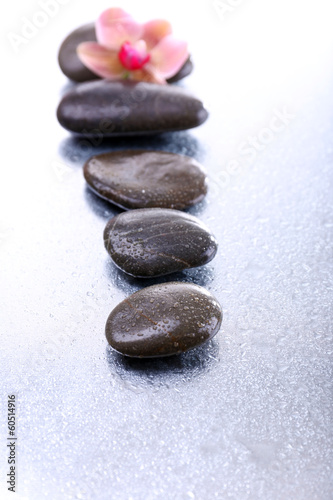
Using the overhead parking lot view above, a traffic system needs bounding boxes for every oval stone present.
[57,80,208,137]
[84,150,207,210]
[104,208,218,277]
[58,23,193,83]
[105,282,222,357]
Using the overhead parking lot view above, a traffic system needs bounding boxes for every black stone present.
[58,24,98,83]
[57,80,208,137]
[105,282,222,357]
[84,150,207,210]
[104,208,218,277]
[58,23,193,83]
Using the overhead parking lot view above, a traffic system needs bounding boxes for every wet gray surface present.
[1,1,333,499]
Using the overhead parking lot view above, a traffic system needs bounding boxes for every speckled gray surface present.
[1,1,333,499]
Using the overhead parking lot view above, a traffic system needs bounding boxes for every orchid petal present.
[96,8,142,50]
[77,42,124,79]
[130,67,167,84]
[133,40,148,54]
[143,19,172,49]
[150,35,189,79]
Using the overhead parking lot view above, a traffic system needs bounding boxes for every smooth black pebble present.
[84,150,207,210]
[104,208,218,277]
[57,80,208,136]
[105,282,222,357]
[58,23,193,83]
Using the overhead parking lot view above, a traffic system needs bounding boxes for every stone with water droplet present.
[105,282,222,357]
[103,208,218,277]
[84,150,207,210]
[57,80,208,137]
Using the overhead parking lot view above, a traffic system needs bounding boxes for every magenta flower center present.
[118,41,150,71]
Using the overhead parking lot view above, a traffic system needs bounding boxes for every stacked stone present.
[57,24,223,358]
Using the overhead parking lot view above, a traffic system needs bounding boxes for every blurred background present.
[1,1,332,499]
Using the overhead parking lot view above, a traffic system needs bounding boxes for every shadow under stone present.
[106,337,220,387]
[84,186,123,221]
[103,258,216,296]
[84,183,208,221]
[58,131,203,168]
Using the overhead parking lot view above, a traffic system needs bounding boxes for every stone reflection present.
[104,259,215,295]
[58,131,203,168]
[84,186,122,221]
[106,338,220,388]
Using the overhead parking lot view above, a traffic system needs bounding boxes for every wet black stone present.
[104,208,218,277]
[58,23,193,83]
[105,282,222,357]
[57,80,208,137]
[84,150,207,210]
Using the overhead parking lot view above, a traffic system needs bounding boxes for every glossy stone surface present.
[104,208,218,277]
[84,150,207,210]
[105,282,222,357]
[57,80,208,136]
[58,23,193,83]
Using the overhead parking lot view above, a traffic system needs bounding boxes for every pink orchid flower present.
[77,8,189,84]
